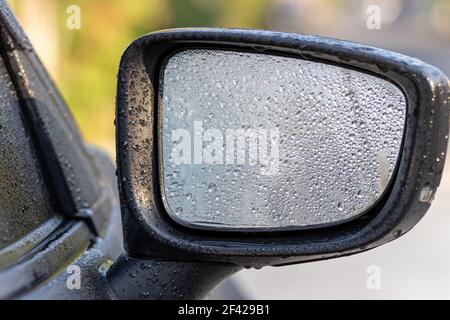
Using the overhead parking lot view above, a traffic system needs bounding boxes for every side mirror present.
[115,29,449,268]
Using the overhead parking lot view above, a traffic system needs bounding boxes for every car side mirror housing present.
[115,28,449,268]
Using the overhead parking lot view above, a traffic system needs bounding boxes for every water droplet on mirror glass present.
[159,49,406,229]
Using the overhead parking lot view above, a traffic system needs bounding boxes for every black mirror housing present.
[115,28,449,268]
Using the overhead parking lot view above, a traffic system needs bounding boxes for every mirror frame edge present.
[115,28,449,267]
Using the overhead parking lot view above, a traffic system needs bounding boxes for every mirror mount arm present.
[106,254,242,299]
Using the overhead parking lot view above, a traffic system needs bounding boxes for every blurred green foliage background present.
[7,0,277,155]
[7,0,450,156]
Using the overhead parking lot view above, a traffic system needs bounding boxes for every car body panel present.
[0,1,123,299]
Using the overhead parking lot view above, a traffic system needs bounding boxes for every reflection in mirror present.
[158,49,406,230]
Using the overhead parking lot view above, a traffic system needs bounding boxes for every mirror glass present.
[158,49,406,230]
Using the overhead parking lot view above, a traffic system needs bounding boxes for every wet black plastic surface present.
[116,28,449,267]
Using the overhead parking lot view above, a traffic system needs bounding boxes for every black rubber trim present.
[0,221,91,299]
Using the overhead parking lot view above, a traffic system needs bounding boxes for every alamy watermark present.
[366,265,381,290]
[170,121,280,176]
[66,264,81,290]
[366,5,382,30]
[66,5,81,30]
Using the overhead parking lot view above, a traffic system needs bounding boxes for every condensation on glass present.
[158,49,406,230]
[0,55,56,249]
